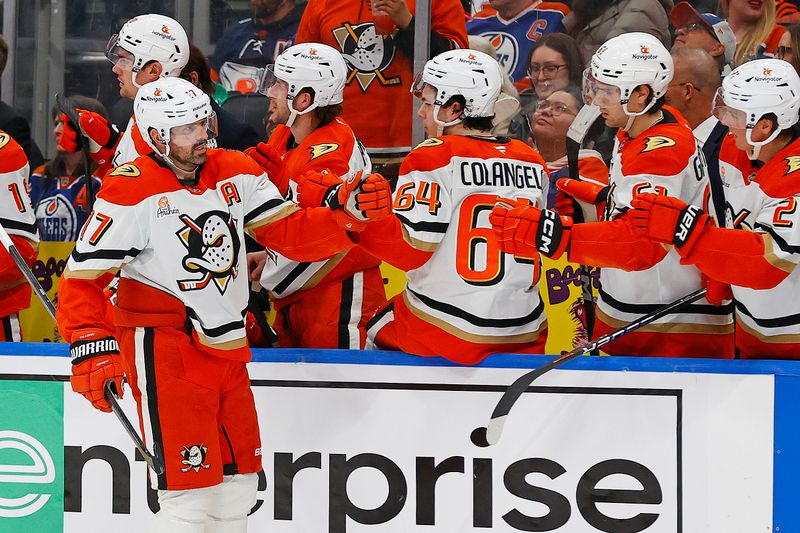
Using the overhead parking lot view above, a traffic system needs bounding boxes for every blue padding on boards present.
[3,342,800,376]
[774,375,800,532]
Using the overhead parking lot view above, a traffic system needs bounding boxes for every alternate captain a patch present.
[640,136,676,153]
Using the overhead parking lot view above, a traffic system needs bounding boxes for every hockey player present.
[0,131,38,341]
[630,59,800,359]
[58,14,189,172]
[299,49,550,364]
[246,43,388,348]
[492,33,735,358]
[56,77,387,532]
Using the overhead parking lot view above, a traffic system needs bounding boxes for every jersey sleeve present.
[0,132,37,243]
[295,0,323,43]
[430,0,469,48]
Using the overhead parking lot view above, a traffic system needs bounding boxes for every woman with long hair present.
[720,0,785,65]
[777,22,800,74]
[29,95,108,241]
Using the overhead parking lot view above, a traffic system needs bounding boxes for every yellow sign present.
[19,241,75,342]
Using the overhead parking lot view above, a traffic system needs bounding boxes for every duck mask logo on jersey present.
[176,211,241,294]
[332,22,400,92]
[785,155,800,175]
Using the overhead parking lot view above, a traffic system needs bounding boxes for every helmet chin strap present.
[620,98,658,132]
[158,143,200,183]
[286,98,318,128]
[745,127,782,161]
[432,104,463,136]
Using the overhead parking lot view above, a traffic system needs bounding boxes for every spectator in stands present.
[29,96,108,242]
[180,44,263,149]
[0,35,44,169]
[466,0,569,81]
[510,33,584,142]
[776,0,800,23]
[670,2,736,73]
[777,22,800,74]
[295,0,468,185]
[564,0,674,63]
[210,0,305,94]
[468,36,521,135]
[720,0,785,65]
[528,85,609,211]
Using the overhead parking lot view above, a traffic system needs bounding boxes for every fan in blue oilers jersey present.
[297,49,551,364]
[467,0,569,81]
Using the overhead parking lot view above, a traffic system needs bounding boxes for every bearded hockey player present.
[56,77,387,532]
[631,58,800,359]
[58,14,190,172]
[492,32,735,358]
[246,43,388,349]
[0,131,38,341]
[301,49,550,364]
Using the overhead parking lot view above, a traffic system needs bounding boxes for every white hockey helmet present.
[412,49,503,132]
[134,78,218,164]
[588,32,673,117]
[713,58,800,159]
[258,43,348,127]
[106,14,190,86]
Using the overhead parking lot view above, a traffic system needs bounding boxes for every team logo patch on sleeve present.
[0,132,10,149]
[108,164,141,177]
[785,155,800,175]
[415,138,444,149]
[640,136,676,153]
[309,143,339,160]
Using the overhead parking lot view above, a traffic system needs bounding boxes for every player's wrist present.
[69,335,120,365]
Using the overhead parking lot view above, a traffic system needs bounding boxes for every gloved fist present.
[58,109,118,155]
[555,178,609,222]
[352,173,392,221]
[702,274,732,307]
[245,142,286,184]
[629,193,709,252]
[70,334,124,413]
[297,170,391,231]
[489,198,572,259]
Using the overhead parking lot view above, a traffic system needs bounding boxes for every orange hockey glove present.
[555,178,609,222]
[245,142,285,184]
[59,110,118,153]
[702,274,733,307]
[297,170,391,230]
[490,198,572,259]
[69,332,124,413]
[629,193,710,253]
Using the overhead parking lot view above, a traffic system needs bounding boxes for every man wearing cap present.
[671,1,736,74]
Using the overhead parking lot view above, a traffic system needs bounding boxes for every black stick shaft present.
[105,382,164,475]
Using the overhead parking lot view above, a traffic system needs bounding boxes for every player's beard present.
[172,141,209,170]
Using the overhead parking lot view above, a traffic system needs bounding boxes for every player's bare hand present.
[372,0,413,29]
[247,251,268,281]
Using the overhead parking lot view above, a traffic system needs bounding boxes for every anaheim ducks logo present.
[309,143,339,160]
[725,202,752,229]
[108,164,141,177]
[332,22,400,92]
[0,131,9,149]
[415,138,444,149]
[640,136,676,153]
[785,155,800,175]
[176,211,241,294]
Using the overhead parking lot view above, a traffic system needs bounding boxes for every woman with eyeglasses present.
[777,22,800,73]
[720,0,785,65]
[528,86,609,216]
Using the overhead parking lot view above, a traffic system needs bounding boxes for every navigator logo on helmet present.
[712,58,800,160]
[258,43,348,128]
[134,77,219,173]
[585,32,673,131]
[411,49,503,136]
[105,14,190,88]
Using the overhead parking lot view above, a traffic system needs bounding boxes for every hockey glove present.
[70,332,124,413]
[490,198,572,259]
[629,193,710,253]
[245,142,286,185]
[702,274,733,307]
[297,170,392,230]
[58,110,119,168]
[555,178,609,222]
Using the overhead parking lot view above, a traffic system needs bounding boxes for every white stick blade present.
[486,416,507,446]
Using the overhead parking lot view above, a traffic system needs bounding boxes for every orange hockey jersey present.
[679,136,800,358]
[360,134,550,363]
[259,118,380,303]
[295,0,468,156]
[57,149,355,360]
[0,131,38,320]
[569,107,734,358]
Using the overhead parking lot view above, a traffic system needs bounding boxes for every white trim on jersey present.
[342,272,364,349]
[366,304,395,346]
[134,327,159,490]
[2,313,21,341]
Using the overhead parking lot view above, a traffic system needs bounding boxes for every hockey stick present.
[471,287,708,447]
[0,224,164,474]
[104,382,165,475]
[55,93,95,212]
[565,104,602,341]
[0,223,56,321]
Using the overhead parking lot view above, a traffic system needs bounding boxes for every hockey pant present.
[0,313,21,341]
[117,326,262,495]
[367,293,548,365]
[272,268,386,349]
